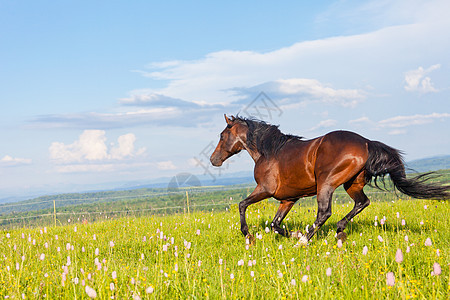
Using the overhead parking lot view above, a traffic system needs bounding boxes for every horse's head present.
[210,114,247,167]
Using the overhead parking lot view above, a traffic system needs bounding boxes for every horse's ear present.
[224,114,233,125]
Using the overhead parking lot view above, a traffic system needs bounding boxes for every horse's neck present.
[248,148,262,163]
[242,138,262,163]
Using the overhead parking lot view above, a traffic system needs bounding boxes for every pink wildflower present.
[395,249,403,263]
[432,263,441,276]
[386,272,395,286]
[85,285,97,298]
[362,246,368,255]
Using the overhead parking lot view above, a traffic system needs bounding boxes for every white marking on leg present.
[297,233,308,246]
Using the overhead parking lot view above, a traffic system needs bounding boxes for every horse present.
[210,115,449,244]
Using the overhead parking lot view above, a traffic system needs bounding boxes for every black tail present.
[364,141,449,200]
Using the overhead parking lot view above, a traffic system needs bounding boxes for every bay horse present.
[210,115,449,244]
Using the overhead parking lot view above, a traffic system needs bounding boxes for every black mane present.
[234,117,302,158]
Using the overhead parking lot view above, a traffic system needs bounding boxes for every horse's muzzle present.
[210,156,223,167]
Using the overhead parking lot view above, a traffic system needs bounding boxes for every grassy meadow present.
[1,198,448,299]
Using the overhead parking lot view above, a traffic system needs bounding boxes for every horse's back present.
[323,130,369,143]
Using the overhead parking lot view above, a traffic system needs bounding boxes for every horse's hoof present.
[336,231,347,242]
[292,231,308,246]
[291,230,302,238]
[245,234,255,245]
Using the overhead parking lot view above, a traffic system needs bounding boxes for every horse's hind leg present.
[336,172,370,240]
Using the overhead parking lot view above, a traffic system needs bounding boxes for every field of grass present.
[1,198,448,299]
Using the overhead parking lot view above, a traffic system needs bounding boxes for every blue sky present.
[0,0,449,199]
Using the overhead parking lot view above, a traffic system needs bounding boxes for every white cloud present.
[378,112,450,128]
[233,79,366,109]
[278,79,363,102]
[404,64,441,93]
[54,164,116,173]
[0,155,32,166]
[49,130,146,164]
[388,129,407,135]
[157,160,176,170]
[187,158,198,167]
[308,119,338,132]
[110,133,146,160]
[30,107,185,129]
[28,2,450,130]
[119,91,202,108]
[133,15,450,107]
[53,162,153,173]
[349,116,372,124]
[29,101,225,129]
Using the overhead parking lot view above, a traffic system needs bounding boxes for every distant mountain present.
[406,155,450,173]
[1,155,448,205]
[113,171,255,191]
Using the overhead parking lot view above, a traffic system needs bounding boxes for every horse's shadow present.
[255,218,423,241]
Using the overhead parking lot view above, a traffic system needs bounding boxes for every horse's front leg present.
[305,185,333,241]
[271,200,296,237]
[239,185,270,241]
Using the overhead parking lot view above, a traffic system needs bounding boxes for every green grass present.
[1,198,448,299]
